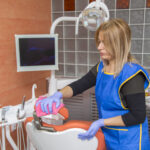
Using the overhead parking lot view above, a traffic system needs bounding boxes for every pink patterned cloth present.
[35,96,64,117]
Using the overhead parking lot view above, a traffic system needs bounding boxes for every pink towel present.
[35,96,64,117]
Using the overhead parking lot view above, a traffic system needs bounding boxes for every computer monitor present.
[15,34,58,72]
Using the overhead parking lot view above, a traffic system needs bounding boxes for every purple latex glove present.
[36,91,63,114]
[78,119,104,140]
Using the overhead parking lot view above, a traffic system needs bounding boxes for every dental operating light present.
[82,8,105,31]
[75,0,109,33]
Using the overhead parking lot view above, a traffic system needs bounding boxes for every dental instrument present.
[17,96,26,119]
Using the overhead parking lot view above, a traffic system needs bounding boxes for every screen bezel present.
[15,34,58,72]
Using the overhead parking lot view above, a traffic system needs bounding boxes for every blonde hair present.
[95,18,137,76]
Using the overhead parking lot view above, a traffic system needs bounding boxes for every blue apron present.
[95,62,150,150]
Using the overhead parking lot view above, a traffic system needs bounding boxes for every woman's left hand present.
[78,119,104,140]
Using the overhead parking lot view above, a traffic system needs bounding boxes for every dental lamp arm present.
[49,16,78,96]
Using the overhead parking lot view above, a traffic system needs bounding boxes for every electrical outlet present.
[11,123,16,132]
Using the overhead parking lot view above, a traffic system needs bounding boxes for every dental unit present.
[2,0,150,150]
[0,84,37,150]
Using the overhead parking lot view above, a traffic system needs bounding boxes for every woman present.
[37,19,150,149]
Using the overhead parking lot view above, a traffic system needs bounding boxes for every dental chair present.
[25,105,106,150]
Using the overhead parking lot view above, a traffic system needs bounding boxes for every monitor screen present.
[15,34,58,72]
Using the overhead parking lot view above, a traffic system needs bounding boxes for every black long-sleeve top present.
[68,63,147,126]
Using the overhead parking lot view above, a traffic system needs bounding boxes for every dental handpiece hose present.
[1,107,8,150]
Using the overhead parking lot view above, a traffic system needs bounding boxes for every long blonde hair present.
[95,18,137,76]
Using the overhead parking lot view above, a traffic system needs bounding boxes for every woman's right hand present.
[37,91,63,114]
